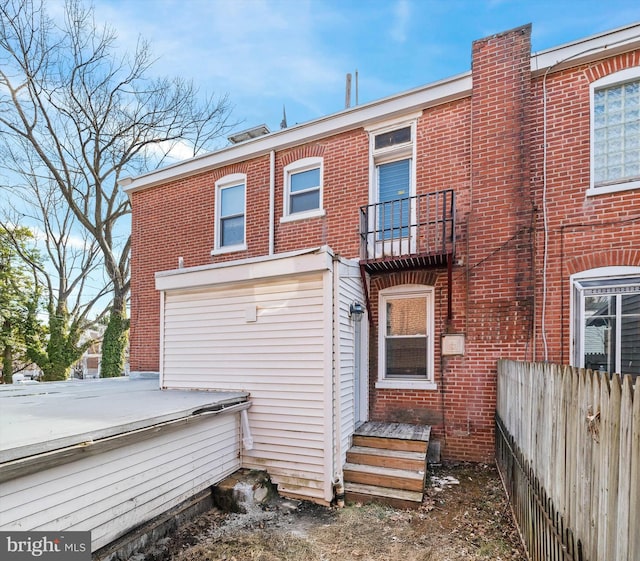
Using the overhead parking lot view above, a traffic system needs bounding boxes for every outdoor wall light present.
[349,301,365,322]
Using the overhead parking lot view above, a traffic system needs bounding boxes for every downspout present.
[332,255,342,500]
[269,150,275,255]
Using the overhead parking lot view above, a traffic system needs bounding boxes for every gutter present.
[0,401,251,484]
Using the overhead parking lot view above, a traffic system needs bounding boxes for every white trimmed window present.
[281,157,324,222]
[213,173,246,254]
[590,67,640,195]
[376,285,436,390]
[572,267,640,379]
[367,117,418,243]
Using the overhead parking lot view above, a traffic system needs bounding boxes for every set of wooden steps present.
[343,422,430,509]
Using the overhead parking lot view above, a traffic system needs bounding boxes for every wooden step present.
[352,423,430,454]
[343,462,425,492]
[344,422,431,509]
[352,434,428,453]
[344,482,423,510]
[346,446,427,471]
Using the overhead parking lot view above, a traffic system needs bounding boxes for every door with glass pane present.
[375,158,413,256]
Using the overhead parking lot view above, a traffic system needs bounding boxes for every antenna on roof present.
[345,73,352,109]
[280,105,288,129]
[355,69,359,106]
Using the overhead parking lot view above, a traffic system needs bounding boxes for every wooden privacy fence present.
[496,360,639,561]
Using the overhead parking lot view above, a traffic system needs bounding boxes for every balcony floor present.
[360,252,452,273]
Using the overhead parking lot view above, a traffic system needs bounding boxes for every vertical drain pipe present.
[269,150,275,256]
[241,409,254,450]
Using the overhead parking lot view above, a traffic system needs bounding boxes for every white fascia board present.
[531,22,640,76]
[155,246,335,292]
[120,73,472,195]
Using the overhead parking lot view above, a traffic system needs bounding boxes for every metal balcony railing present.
[359,189,455,264]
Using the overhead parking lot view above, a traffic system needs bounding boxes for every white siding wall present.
[0,413,241,552]
[335,259,367,473]
[161,273,332,503]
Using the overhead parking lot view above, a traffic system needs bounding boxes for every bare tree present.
[1,159,111,380]
[0,0,232,377]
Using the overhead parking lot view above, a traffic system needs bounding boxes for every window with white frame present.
[213,174,246,253]
[282,157,324,221]
[572,268,640,379]
[367,118,417,242]
[590,67,640,195]
[376,285,436,390]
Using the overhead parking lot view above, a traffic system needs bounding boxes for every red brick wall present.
[528,51,640,365]
[129,25,640,463]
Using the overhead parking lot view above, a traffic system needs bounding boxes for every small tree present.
[0,0,233,377]
[0,226,40,382]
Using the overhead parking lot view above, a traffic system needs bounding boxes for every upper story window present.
[213,173,246,255]
[376,284,436,390]
[366,117,418,245]
[281,157,324,222]
[572,267,640,380]
[590,67,640,195]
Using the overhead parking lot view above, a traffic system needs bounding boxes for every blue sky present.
[78,0,640,143]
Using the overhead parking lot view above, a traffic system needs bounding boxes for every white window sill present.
[375,379,437,390]
[280,209,326,223]
[211,243,247,256]
[587,178,640,196]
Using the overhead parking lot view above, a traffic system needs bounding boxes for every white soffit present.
[155,246,335,292]
[531,21,640,75]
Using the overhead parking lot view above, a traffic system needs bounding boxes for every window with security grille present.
[574,273,640,379]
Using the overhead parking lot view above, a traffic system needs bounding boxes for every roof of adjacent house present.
[0,376,248,464]
[119,22,640,195]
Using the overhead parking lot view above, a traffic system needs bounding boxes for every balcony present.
[359,189,456,273]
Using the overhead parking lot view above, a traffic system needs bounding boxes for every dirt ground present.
[140,463,527,561]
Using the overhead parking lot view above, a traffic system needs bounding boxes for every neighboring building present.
[72,327,104,379]
[121,23,640,504]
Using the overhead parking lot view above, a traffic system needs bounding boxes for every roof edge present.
[531,21,640,75]
[120,22,640,194]
[120,72,472,194]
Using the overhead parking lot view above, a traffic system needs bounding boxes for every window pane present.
[291,168,320,193]
[594,79,640,185]
[583,295,616,373]
[621,293,640,375]
[386,297,426,336]
[290,190,320,213]
[221,215,244,246]
[220,184,244,216]
[377,159,410,239]
[386,337,427,378]
[375,127,411,150]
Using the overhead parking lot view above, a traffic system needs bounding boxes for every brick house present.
[121,23,640,505]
